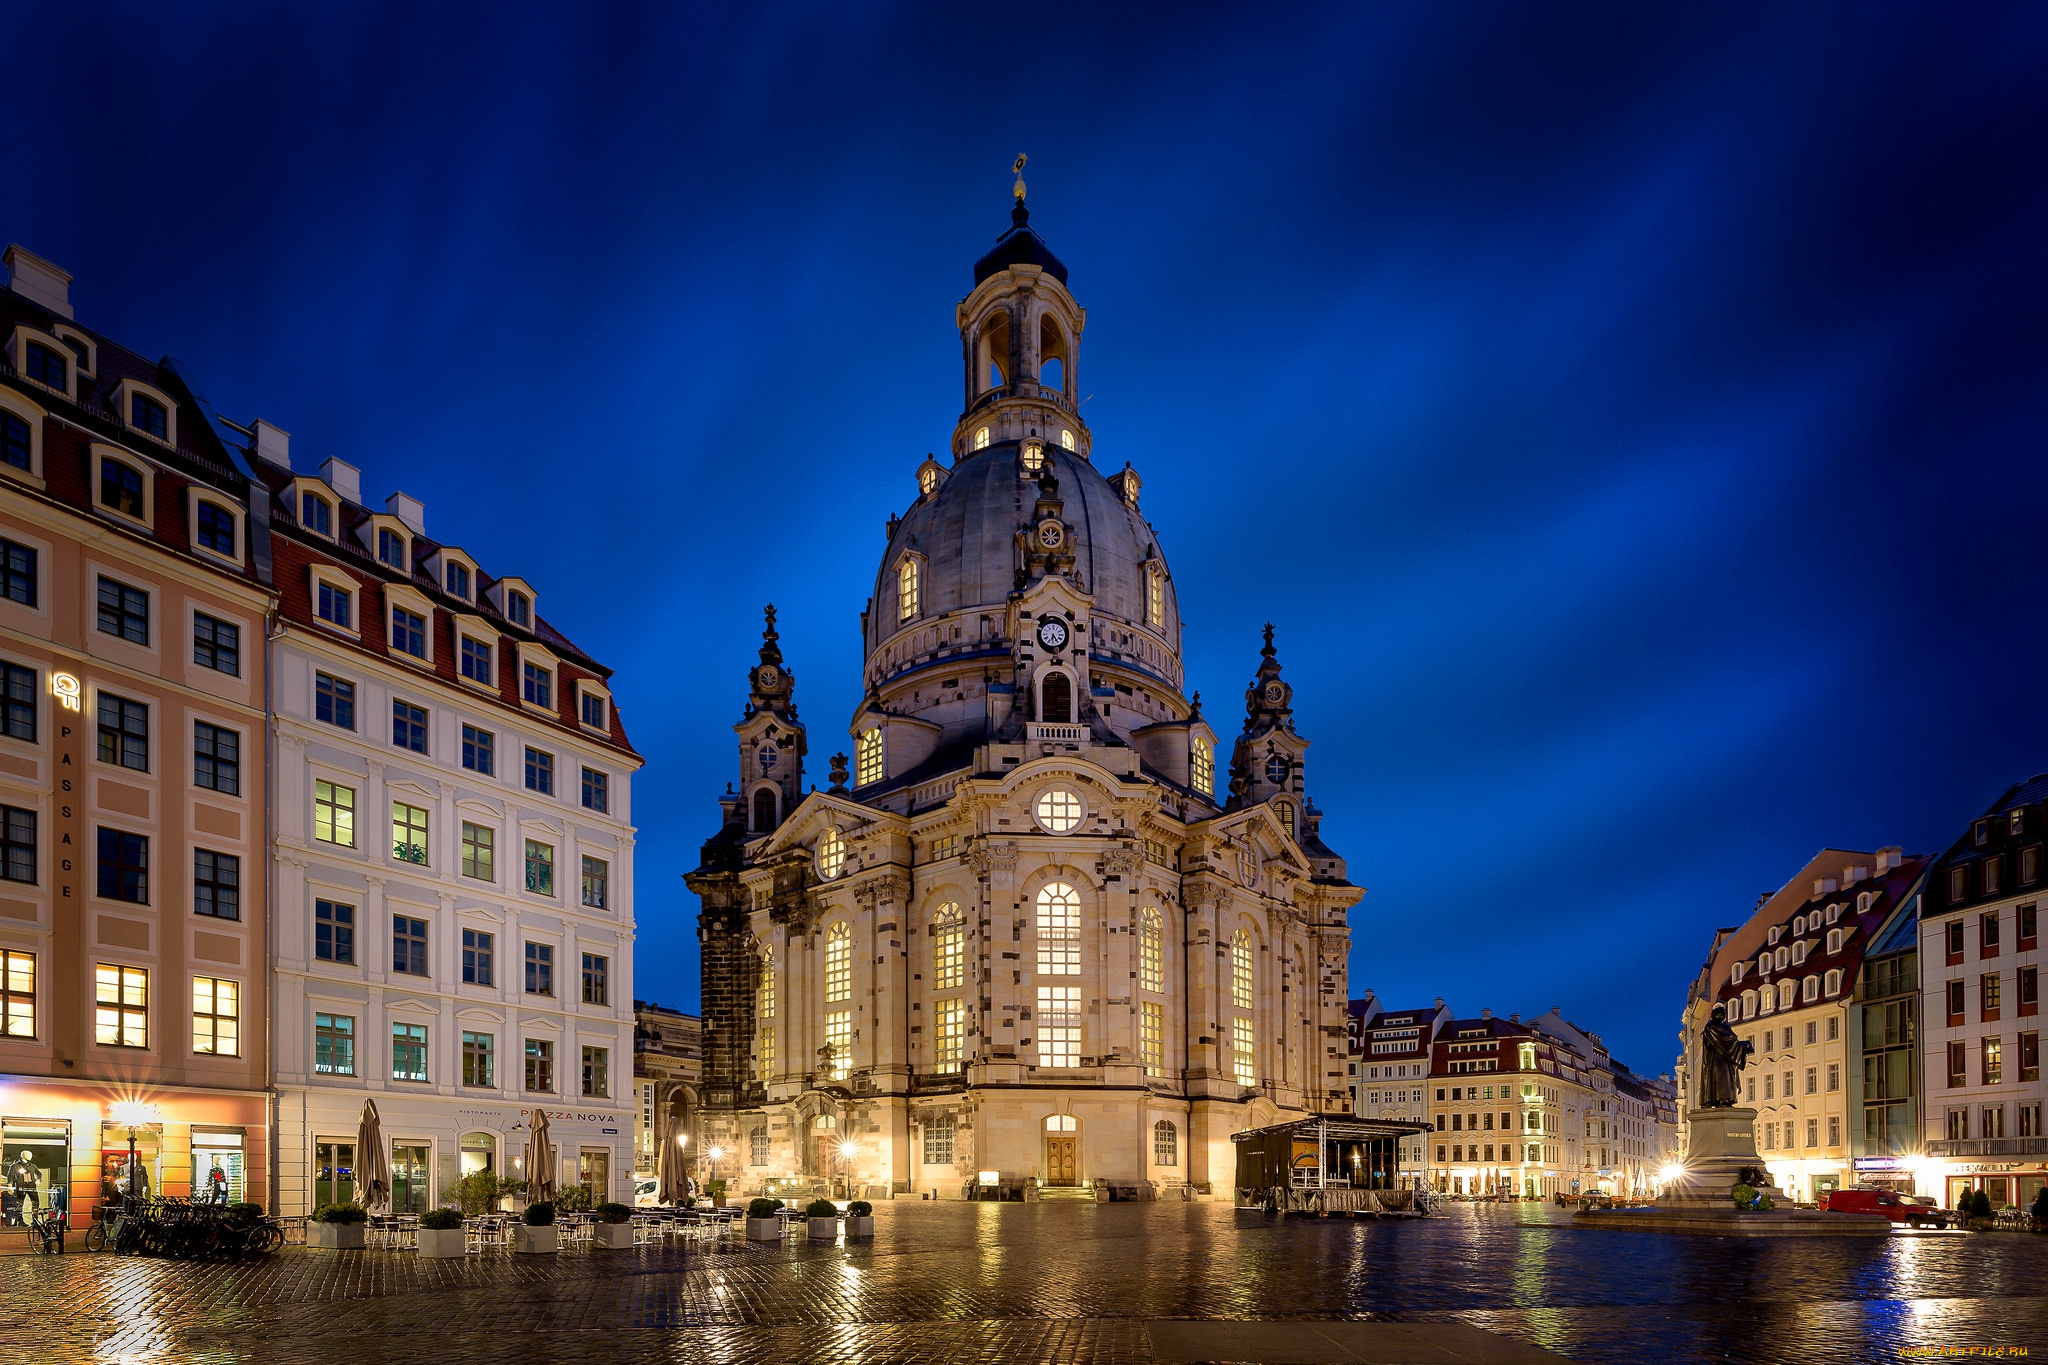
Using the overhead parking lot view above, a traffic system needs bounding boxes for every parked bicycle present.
[82,1196,281,1260]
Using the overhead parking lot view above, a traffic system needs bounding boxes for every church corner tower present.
[691,176,1363,1200]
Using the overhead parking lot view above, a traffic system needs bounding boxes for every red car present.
[1822,1188,1948,1228]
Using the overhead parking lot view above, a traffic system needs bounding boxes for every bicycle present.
[29,1205,65,1254]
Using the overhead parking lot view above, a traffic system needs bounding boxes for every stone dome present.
[864,440,1182,686]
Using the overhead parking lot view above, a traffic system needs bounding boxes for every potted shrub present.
[707,1178,728,1209]
[845,1199,874,1239]
[308,1202,368,1250]
[746,1197,784,1242]
[593,1201,636,1249]
[418,1206,466,1258]
[514,1200,559,1254]
[805,1198,840,1240]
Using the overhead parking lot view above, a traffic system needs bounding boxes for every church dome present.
[864,441,1182,689]
[972,203,1068,286]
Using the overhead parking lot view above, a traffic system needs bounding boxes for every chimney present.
[1509,1012,1520,1024]
[1480,1008,1491,1020]
[1433,997,1444,1009]
[385,491,425,536]
[321,458,361,504]
[252,420,290,471]
[3,245,72,319]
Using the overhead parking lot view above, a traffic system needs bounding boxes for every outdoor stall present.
[1233,1118,1430,1217]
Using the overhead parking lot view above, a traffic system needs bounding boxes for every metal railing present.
[1028,723,1086,742]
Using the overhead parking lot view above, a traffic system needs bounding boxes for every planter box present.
[593,1222,636,1249]
[807,1216,839,1240]
[845,1215,874,1239]
[308,1222,365,1250]
[417,1227,466,1259]
[745,1217,783,1241]
[512,1225,559,1254]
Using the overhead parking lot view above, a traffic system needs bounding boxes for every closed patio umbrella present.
[526,1109,557,1205]
[356,1099,390,1215]
[656,1096,690,1206]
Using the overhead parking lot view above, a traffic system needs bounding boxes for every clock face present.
[1036,618,1069,651]
[1265,755,1289,786]
[759,746,779,772]
[1262,681,1286,705]
[1038,521,1063,549]
[757,665,781,690]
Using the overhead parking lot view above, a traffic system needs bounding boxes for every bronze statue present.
[1698,1003,1754,1108]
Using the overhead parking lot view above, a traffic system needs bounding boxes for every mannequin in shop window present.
[6,1152,35,1225]
[204,1155,229,1205]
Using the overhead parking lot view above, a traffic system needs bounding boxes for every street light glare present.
[707,1146,724,1161]
[838,1141,857,1158]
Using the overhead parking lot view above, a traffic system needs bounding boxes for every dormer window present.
[1767,926,1781,946]
[1275,799,1295,839]
[1730,962,1744,984]
[22,342,66,391]
[2012,810,2027,836]
[1827,928,1844,954]
[0,410,29,472]
[1975,820,1990,846]
[459,636,492,684]
[195,501,237,557]
[130,393,168,441]
[918,466,938,496]
[1191,735,1214,797]
[377,528,407,571]
[522,662,551,709]
[1793,915,1806,936]
[1021,441,1044,472]
[446,561,470,599]
[100,459,144,518]
[973,427,990,450]
[318,581,352,629]
[391,606,427,658]
[855,728,883,787]
[579,689,607,730]
[56,330,93,377]
[300,491,332,536]
[507,591,530,627]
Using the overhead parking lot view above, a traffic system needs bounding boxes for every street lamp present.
[108,1101,151,1203]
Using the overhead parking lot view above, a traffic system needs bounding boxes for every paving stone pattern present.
[2,1202,2043,1364]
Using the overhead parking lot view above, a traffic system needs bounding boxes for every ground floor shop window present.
[315,1140,356,1208]
[2,1118,70,1225]
[391,1143,431,1213]
[461,1133,496,1176]
[193,1130,246,1205]
[99,1122,160,1201]
[578,1149,609,1203]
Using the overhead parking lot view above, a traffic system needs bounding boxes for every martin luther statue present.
[1698,1003,1754,1108]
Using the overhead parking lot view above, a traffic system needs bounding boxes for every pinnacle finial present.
[1188,690,1202,720]
[1012,153,1028,202]
[757,604,785,669]
[1262,622,1276,658]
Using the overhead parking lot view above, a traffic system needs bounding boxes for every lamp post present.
[107,1101,152,1206]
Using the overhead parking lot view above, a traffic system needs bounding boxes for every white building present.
[257,449,641,1215]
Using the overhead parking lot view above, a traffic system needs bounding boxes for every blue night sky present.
[9,4,2045,1074]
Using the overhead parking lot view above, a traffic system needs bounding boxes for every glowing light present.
[707,1145,724,1161]
[978,1170,1000,1186]
[1660,1163,1686,1183]
[838,1141,857,1159]
[52,673,80,711]
[109,1100,152,1127]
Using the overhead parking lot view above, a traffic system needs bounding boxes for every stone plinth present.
[1662,1107,1783,1208]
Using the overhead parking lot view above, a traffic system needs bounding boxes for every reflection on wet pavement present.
[2,1200,2041,1364]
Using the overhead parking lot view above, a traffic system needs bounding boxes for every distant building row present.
[1344,997,1681,1198]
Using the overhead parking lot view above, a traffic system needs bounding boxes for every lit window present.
[933,997,965,1073]
[525,746,554,795]
[377,528,406,570]
[1233,1017,1256,1087]
[461,822,494,880]
[1147,565,1163,627]
[2,949,35,1038]
[523,662,551,708]
[314,781,355,846]
[130,393,168,440]
[1276,800,1295,839]
[1153,1119,1177,1166]
[446,561,470,598]
[899,558,920,621]
[1232,929,1254,1010]
[392,1022,428,1081]
[974,426,990,450]
[95,964,148,1048]
[300,492,331,535]
[919,465,938,496]
[315,900,354,964]
[317,581,352,629]
[933,903,964,990]
[818,826,845,879]
[195,502,237,557]
[1191,736,1214,796]
[825,1010,851,1080]
[1037,985,1080,1067]
[1021,441,1043,472]
[1035,881,1080,975]
[192,976,240,1056]
[99,460,143,518]
[1141,999,1164,1076]
[392,802,429,865]
[758,951,776,1081]
[460,636,492,683]
[1034,787,1083,833]
[1139,907,1163,993]
[390,606,426,658]
[825,922,851,1001]
[923,1113,955,1165]
[856,729,883,787]
[1060,429,1074,450]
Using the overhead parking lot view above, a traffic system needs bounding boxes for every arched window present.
[933,903,964,990]
[978,313,1010,392]
[898,558,920,622]
[1232,929,1254,1010]
[1043,1114,1076,1132]
[1191,736,1214,796]
[1021,441,1044,472]
[749,1127,768,1166]
[1036,882,1080,975]
[918,465,938,496]
[856,729,883,787]
[817,826,846,880]
[1801,974,1820,1003]
[1060,429,1074,450]
[974,426,990,450]
[1038,314,1068,394]
[752,787,777,833]
[1275,800,1295,839]
[1041,671,1072,723]
[1153,1119,1178,1166]
[1138,907,1163,993]
[824,923,851,1002]
[1146,565,1163,627]
[758,949,776,1081]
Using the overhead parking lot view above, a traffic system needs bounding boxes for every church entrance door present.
[1045,1136,1077,1186]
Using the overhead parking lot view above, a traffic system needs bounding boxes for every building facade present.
[1351,998,1447,1187]
[258,443,641,1216]
[1424,1013,1602,1200]
[632,1000,701,1186]
[1920,775,2048,1212]
[689,198,1361,1200]
[0,246,276,1231]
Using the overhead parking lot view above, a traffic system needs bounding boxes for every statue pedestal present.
[1661,1107,1782,1209]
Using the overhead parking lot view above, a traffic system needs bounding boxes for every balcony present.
[1028,723,1086,743]
[1928,1137,2048,1158]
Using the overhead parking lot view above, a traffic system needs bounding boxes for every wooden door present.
[1045,1136,1077,1186]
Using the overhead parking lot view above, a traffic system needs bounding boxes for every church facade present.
[688,197,1360,1199]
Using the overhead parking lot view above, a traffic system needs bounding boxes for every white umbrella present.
[656,1097,690,1206]
[526,1109,557,1205]
[356,1099,390,1214]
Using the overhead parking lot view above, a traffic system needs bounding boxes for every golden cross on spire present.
[1012,153,1028,202]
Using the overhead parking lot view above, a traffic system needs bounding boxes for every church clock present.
[1036,618,1069,651]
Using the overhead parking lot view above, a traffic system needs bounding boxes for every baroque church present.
[688,187,1360,1199]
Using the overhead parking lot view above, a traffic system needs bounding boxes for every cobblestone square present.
[3,1202,2043,1364]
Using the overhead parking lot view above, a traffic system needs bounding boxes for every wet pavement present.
[1,1200,2042,1363]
